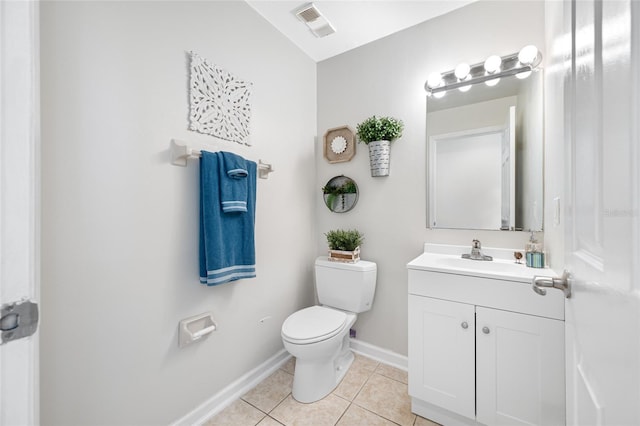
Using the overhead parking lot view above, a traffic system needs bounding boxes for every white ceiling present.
[245,1,477,62]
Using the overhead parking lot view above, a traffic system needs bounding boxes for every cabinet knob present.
[461,321,469,329]
[482,326,490,334]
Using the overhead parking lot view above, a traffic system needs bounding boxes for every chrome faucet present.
[461,239,493,261]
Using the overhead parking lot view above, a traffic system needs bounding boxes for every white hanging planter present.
[368,140,391,177]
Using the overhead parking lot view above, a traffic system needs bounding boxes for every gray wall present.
[316,0,546,355]
[40,2,316,424]
[39,1,555,423]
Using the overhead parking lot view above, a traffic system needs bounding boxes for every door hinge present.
[0,299,39,345]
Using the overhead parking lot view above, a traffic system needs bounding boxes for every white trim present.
[170,349,291,426]
[0,1,40,424]
[411,397,478,426]
[349,338,408,371]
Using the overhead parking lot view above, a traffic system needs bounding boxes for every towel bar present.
[170,139,274,179]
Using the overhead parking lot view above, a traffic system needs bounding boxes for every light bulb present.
[458,84,472,92]
[484,55,502,74]
[485,78,500,87]
[518,45,539,65]
[427,72,443,89]
[434,90,446,99]
[454,63,470,80]
[515,70,532,79]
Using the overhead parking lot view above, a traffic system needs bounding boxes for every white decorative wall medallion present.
[189,51,252,145]
[323,125,355,163]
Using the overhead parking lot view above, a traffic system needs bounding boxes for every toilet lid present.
[282,306,348,344]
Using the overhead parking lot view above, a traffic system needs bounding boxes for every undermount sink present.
[407,244,555,283]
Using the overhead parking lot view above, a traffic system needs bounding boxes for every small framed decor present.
[189,51,252,146]
[323,125,355,163]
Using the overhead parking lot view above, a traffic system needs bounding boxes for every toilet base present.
[291,332,354,403]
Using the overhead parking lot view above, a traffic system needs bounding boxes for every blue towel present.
[199,151,257,286]
[219,151,249,213]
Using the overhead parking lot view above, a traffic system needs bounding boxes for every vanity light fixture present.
[427,72,444,89]
[426,72,447,98]
[518,45,539,65]
[483,55,502,87]
[454,63,470,79]
[515,45,539,79]
[454,63,472,92]
[484,55,502,73]
[425,45,542,96]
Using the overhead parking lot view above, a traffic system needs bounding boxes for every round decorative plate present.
[324,126,355,163]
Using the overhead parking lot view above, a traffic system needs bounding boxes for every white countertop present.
[407,244,556,283]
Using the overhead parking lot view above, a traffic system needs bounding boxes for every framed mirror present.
[427,71,543,231]
[322,175,359,213]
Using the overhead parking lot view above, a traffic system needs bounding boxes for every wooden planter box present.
[328,247,360,263]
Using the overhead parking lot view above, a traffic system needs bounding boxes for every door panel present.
[408,296,475,420]
[561,1,640,425]
[476,307,564,426]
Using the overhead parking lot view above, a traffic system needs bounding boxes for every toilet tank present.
[315,256,377,313]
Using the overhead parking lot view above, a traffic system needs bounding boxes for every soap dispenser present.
[525,232,544,268]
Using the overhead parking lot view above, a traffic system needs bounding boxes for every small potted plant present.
[325,229,364,263]
[356,115,404,177]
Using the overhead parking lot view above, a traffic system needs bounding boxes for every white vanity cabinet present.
[408,252,565,426]
[474,306,564,426]
[408,296,476,420]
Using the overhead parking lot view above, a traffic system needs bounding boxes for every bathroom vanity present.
[407,244,565,426]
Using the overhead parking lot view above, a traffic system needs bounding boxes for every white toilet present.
[281,256,377,403]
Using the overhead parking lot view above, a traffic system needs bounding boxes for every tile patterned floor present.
[204,354,441,426]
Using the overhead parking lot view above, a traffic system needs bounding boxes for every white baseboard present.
[171,349,291,426]
[349,338,408,371]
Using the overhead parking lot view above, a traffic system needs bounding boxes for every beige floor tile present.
[336,404,396,426]
[414,415,442,426]
[332,352,379,401]
[242,369,294,413]
[353,373,416,426]
[270,394,350,426]
[375,363,409,384]
[204,399,265,426]
[332,364,372,401]
[351,353,379,373]
[257,416,285,426]
[280,357,296,375]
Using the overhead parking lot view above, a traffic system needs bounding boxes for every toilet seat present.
[282,306,348,345]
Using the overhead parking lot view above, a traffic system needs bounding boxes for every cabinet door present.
[408,296,475,420]
[476,307,565,426]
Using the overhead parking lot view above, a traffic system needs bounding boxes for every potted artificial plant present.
[356,115,404,177]
[325,229,364,263]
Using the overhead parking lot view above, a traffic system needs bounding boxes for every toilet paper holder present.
[179,312,217,348]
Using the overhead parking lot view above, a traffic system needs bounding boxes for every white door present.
[408,296,475,420]
[0,1,40,424]
[562,0,640,425]
[475,307,565,426]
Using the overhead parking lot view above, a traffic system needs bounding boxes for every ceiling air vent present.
[296,4,322,23]
[294,3,336,38]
